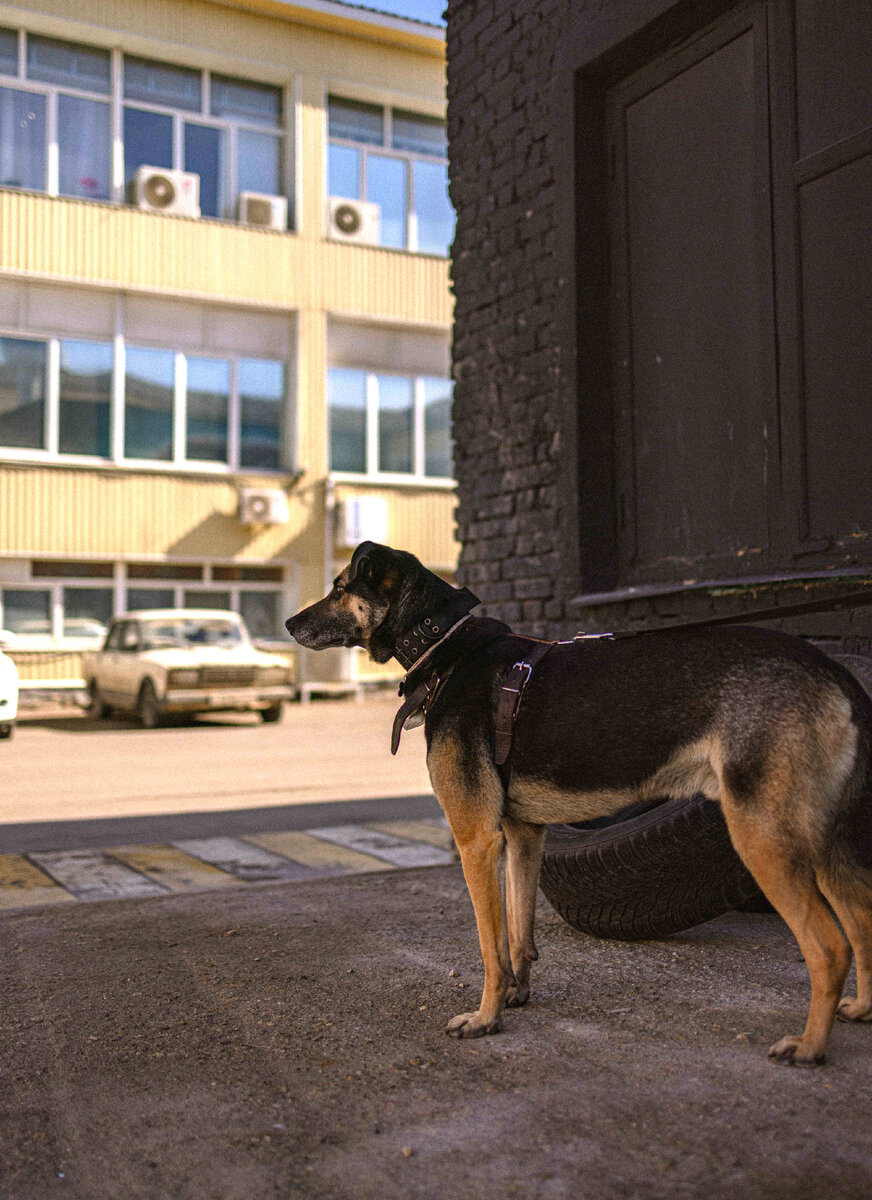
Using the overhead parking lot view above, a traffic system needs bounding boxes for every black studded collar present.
[393,587,480,672]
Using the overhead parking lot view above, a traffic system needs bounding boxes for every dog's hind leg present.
[722,809,851,1066]
[816,881,872,1022]
[503,818,545,1008]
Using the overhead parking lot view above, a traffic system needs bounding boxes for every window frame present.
[327,366,455,485]
[0,26,294,221]
[0,327,291,475]
[327,95,451,256]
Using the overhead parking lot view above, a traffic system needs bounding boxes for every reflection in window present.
[423,377,453,478]
[328,143,359,199]
[377,374,413,473]
[127,588,174,611]
[27,35,110,93]
[58,94,111,200]
[328,368,367,474]
[392,110,447,156]
[186,356,229,462]
[0,28,17,76]
[369,155,407,249]
[124,56,201,111]
[125,346,175,460]
[58,339,112,457]
[0,336,46,449]
[1,588,51,637]
[328,98,383,145]
[63,585,113,629]
[183,590,231,611]
[185,122,226,217]
[211,75,281,126]
[240,358,284,469]
[0,87,46,190]
[414,160,454,257]
[240,590,280,638]
[237,128,281,197]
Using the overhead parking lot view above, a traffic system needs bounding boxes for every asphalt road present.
[1,695,436,853]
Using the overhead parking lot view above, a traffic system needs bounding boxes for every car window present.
[104,622,125,650]
[140,617,247,648]
[119,622,140,652]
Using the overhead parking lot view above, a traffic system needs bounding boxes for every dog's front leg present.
[503,818,545,1007]
[428,736,512,1037]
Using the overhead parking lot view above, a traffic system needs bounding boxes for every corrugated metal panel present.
[0,192,452,327]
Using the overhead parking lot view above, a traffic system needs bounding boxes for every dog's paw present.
[837,996,872,1022]
[506,984,530,1008]
[767,1035,826,1067]
[446,1010,502,1038]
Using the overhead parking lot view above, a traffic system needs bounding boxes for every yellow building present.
[0,0,456,688]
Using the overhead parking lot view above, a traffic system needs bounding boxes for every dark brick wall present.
[445,0,872,646]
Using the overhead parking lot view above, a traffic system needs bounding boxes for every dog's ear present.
[347,542,399,594]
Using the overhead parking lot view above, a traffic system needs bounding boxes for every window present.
[124,55,284,219]
[328,96,453,255]
[1,561,288,641]
[0,29,290,221]
[0,323,287,473]
[327,367,453,479]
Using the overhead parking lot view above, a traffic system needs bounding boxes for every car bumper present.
[162,686,294,713]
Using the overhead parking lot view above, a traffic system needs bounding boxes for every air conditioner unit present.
[337,496,388,547]
[238,191,288,230]
[238,488,290,526]
[327,196,380,246]
[135,166,200,217]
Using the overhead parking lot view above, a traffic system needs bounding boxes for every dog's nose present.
[284,616,297,635]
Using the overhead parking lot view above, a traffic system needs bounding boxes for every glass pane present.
[27,35,110,93]
[413,159,454,257]
[0,28,17,76]
[124,56,201,111]
[328,143,359,199]
[0,88,46,190]
[377,374,413,474]
[328,368,366,473]
[1,589,51,637]
[63,587,113,631]
[368,154,407,249]
[185,122,226,218]
[237,128,280,197]
[186,355,229,462]
[211,75,281,126]
[58,95,110,200]
[422,376,453,477]
[125,346,174,461]
[58,339,112,457]
[239,591,280,639]
[392,110,447,156]
[124,107,173,187]
[127,587,174,611]
[239,358,284,470]
[328,97,383,145]
[0,337,46,449]
[183,590,231,611]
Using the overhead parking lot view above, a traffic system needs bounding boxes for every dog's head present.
[285,542,437,662]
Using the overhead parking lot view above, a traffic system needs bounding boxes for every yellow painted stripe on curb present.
[106,844,244,893]
[245,831,395,873]
[0,854,77,909]
[365,820,454,851]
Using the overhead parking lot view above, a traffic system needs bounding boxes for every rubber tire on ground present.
[87,679,112,719]
[539,795,765,941]
[137,679,162,729]
[260,703,283,724]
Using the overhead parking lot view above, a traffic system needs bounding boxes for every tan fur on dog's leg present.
[817,880,872,1022]
[503,818,545,1007]
[723,813,851,1066]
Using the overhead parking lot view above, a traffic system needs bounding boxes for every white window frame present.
[327,96,450,256]
[328,367,455,486]
[0,26,294,221]
[0,328,291,475]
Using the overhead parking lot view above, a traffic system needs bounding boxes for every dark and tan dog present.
[286,542,872,1066]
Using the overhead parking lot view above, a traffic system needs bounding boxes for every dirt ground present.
[2,865,872,1200]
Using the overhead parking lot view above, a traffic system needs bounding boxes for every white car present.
[0,634,19,740]
[81,609,295,728]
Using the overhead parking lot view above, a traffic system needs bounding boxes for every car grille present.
[200,666,258,687]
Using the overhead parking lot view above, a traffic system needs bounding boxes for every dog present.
[286,541,872,1066]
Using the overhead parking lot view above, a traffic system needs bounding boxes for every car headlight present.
[167,668,201,688]
[258,665,290,686]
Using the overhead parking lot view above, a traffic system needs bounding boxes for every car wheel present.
[538,794,765,941]
[137,679,163,730]
[260,703,283,724]
[0,722,12,740]
[87,680,112,719]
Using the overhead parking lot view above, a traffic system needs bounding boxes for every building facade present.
[0,0,456,686]
[447,0,872,647]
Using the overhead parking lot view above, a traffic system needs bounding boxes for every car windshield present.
[141,618,247,650]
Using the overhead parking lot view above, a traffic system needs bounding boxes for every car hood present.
[138,646,287,669]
